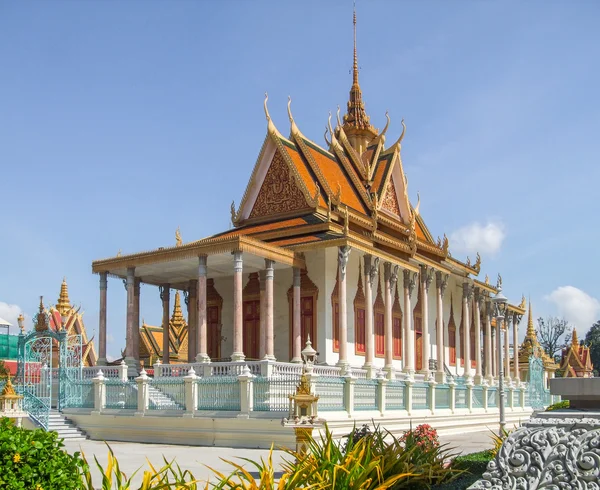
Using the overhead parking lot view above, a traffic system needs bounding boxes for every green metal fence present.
[253,376,298,412]
[314,376,345,411]
[197,376,240,411]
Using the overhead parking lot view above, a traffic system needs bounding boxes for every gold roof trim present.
[412,254,453,275]
[472,279,498,294]
[92,235,304,272]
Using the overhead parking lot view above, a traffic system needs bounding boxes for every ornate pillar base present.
[434,371,446,384]
[384,365,395,381]
[124,357,138,378]
[363,363,377,379]
[474,374,485,385]
[485,374,495,386]
[231,352,245,362]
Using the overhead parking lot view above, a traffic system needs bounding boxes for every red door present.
[243,300,260,359]
[207,305,221,359]
[301,296,315,349]
[333,302,339,351]
[393,316,402,358]
[375,312,384,356]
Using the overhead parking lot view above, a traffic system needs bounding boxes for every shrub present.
[546,399,569,411]
[400,424,440,452]
[0,417,86,490]
[431,450,494,490]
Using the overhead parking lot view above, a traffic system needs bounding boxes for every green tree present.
[536,316,571,362]
[583,321,600,376]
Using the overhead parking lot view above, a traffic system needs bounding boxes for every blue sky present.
[1,1,599,357]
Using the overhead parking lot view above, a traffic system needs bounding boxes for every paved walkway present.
[64,430,494,487]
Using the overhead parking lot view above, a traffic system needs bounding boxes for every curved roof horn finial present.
[263,92,270,122]
[414,192,421,215]
[328,111,335,137]
[336,105,343,128]
[324,126,331,147]
[381,111,390,138]
[390,118,406,150]
[287,95,294,124]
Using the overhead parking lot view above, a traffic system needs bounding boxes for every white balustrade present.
[83,366,120,379]
[313,365,343,377]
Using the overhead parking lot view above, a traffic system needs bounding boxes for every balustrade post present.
[377,376,387,416]
[259,359,275,378]
[238,365,254,418]
[118,360,128,382]
[428,378,437,415]
[508,385,514,411]
[466,381,474,413]
[449,379,456,414]
[184,367,198,417]
[482,384,489,412]
[92,370,106,414]
[405,379,414,416]
[203,364,212,378]
[344,374,355,418]
[154,359,162,378]
[135,369,149,416]
[304,370,319,395]
[520,386,526,409]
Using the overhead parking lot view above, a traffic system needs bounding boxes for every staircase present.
[148,385,184,410]
[48,410,87,441]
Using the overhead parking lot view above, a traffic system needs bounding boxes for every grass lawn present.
[432,449,494,490]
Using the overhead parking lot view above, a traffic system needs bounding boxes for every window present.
[393,285,402,359]
[374,277,385,357]
[354,262,366,355]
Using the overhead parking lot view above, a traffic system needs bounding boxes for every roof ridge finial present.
[57,278,71,316]
[572,329,579,347]
[353,0,358,86]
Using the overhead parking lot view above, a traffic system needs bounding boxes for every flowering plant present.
[400,423,440,451]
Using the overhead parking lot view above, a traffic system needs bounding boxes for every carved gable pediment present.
[248,149,310,220]
[381,177,401,218]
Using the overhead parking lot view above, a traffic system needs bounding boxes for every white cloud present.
[107,334,115,344]
[0,302,28,334]
[449,221,505,256]
[545,286,600,331]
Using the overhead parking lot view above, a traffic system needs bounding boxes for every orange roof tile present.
[280,144,327,208]
[270,235,321,247]
[303,143,367,214]
[213,217,312,240]
[371,154,393,196]
[416,221,427,241]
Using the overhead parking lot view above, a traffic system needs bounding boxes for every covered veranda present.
[91,235,306,375]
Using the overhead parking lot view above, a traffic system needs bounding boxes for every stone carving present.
[338,246,351,280]
[249,150,309,218]
[468,423,600,489]
[381,178,401,217]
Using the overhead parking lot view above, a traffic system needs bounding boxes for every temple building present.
[517,301,558,386]
[91,9,527,385]
[139,291,189,366]
[558,330,593,378]
[32,279,97,367]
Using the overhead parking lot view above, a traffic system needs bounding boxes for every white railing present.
[82,366,120,379]
[155,363,198,378]
[272,362,303,377]
[313,365,343,377]
[209,361,261,376]
[351,368,368,379]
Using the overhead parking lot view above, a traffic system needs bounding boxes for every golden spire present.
[342,2,377,152]
[1,376,17,396]
[526,299,536,339]
[56,277,71,315]
[170,291,186,333]
[571,329,579,347]
[175,227,182,247]
[34,296,48,332]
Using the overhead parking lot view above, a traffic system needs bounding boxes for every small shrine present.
[282,337,325,455]
[517,301,558,385]
[0,377,27,427]
[558,330,593,378]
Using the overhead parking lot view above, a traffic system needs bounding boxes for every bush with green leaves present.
[546,399,569,411]
[0,417,86,490]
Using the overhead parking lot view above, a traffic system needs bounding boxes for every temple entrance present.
[415,330,423,371]
[243,300,260,359]
[207,305,221,359]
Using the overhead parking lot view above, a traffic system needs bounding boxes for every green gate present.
[528,354,545,410]
[16,326,82,430]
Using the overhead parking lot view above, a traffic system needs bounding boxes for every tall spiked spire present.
[56,277,71,315]
[170,291,186,333]
[342,1,377,153]
[526,298,536,339]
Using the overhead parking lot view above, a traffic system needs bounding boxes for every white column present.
[403,269,417,376]
[259,270,266,360]
[420,266,434,374]
[504,316,511,383]
[473,288,483,385]
[133,279,141,366]
[363,255,379,377]
[98,272,108,366]
[264,259,275,361]
[384,262,398,379]
[231,251,245,361]
[196,255,210,363]
[435,271,448,383]
[463,282,473,380]
[337,246,351,370]
[485,301,493,383]
[492,324,498,380]
[125,267,135,362]
[186,281,197,362]
[513,313,521,383]
[291,267,302,362]
[160,284,170,364]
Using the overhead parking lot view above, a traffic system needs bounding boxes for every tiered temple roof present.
[139,291,189,365]
[33,278,97,367]
[518,301,558,372]
[559,330,593,378]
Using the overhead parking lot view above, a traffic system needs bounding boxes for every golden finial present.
[414,192,421,215]
[116,249,122,257]
[526,299,536,338]
[353,0,358,85]
[34,296,48,332]
[175,227,182,247]
[287,96,294,124]
[519,294,526,309]
[380,111,390,138]
[230,201,238,225]
[442,233,449,255]
[324,126,331,147]
[466,256,471,267]
[328,111,335,137]
[474,252,481,272]
[336,105,342,128]
[571,329,579,347]
[56,277,71,316]
[485,274,490,285]
[389,119,406,150]
[17,314,24,333]
[170,291,186,333]
[263,92,270,122]
[1,376,17,396]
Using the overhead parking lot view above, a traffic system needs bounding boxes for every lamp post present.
[491,283,508,436]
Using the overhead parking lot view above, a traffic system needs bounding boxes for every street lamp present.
[491,283,508,436]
